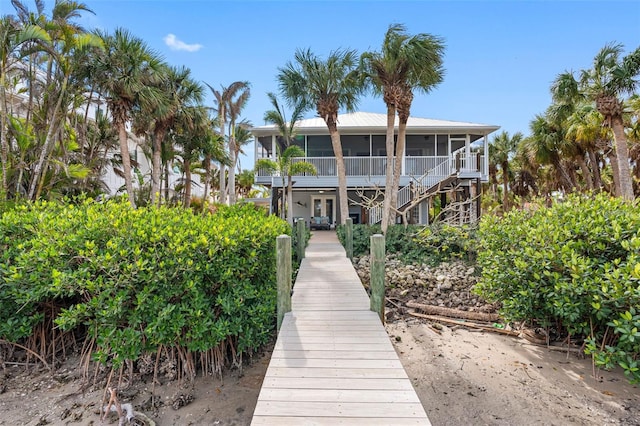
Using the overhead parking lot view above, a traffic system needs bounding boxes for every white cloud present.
[163,34,203,52]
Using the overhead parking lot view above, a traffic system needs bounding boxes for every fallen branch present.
[406,301,500,322]
[407,310,520,336]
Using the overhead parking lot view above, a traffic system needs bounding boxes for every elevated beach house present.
[252,112,499,225]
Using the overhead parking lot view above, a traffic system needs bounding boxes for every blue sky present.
[2,0,639,167]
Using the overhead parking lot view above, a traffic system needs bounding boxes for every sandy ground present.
[388,319,640,426]
[1,318,639,426]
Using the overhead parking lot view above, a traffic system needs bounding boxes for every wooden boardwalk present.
[252,231,431,425]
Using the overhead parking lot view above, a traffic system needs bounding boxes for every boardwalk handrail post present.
[345,217,353,260]
[276,235,292,331]
[296,218,305,261]
[370,233,385,323]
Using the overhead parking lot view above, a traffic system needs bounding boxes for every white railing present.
[405,156,448,176]
[368,156,452,224]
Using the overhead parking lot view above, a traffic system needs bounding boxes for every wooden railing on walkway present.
[251,230,431,425]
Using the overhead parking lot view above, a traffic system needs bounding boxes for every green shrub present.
[337,223,477,264]
[475,194,640,383]
[0,198,289,375]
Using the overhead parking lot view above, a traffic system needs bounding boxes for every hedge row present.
[0,199,289,373]
[475,194,640,383]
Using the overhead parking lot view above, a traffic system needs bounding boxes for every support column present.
[276,235,292,331]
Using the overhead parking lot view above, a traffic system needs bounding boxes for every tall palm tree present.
[225,83,250,204]
[139,65,203,205]
[256,145,316,224]
[278,48,362,224]
[0,15,50,199]
[490,131,523,210]
[579,43,640,200]
[361,24,445,232]
[27,20,103,200]
[207,81,249,205]
[93,28,164,207]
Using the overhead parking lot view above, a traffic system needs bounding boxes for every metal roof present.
[251,111,500,136]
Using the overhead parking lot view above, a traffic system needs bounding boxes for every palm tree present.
[263,92,305,153]
[579,43,640,200]
[27,20,103,200]
[138,65,203,205]
[490,131,523,210]
[93,28,164,207]
[278,48,362,224]
[207,81,250,205]
[528,113,575,192]
[0,15,50,199]
[256,145,316,224]
[173,105,215,208]
[361,23,445,232]
[565,103,610,191]
[225,83,250,205]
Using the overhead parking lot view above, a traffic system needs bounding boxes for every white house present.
[251,112,499,225]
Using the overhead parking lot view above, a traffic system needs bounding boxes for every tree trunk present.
[390,117,408,225]
[228,137,237,204]
[0,79,8,200]
[588,149,602,191]
[576,154,593,191]
[117,120,136,208]
[202,154,211,212]
[151,129,165,206]
[381,106,396,234]
[611,116,634,200]
[501,161,509,210]
[28,75,69,201]
[287,175,294,225]
[326,120,349,225]
[184,157,192,208]
[607,148,621,197]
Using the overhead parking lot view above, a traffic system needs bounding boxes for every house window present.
[307,135,333,157]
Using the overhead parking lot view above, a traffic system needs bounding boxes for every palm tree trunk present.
[184,158,192,208]
[116,121,136,208]
[588,150,602,191]
[326,120,349,225]
[151,129,165,205]
[611,116,634,200]
[287,176,294,225]
[228,136,237,204]
[0,79,8,200]
[28,75,69,201]
[202,154,211,212]
[381,106,396,234]
[501,161,509,210]
[607,149,621,196]
[576,154,593,191]
[390,118,408,223]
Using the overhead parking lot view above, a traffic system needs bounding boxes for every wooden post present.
[276,235,292,331]
[370,234,385,323]
[345,217,353,260]
[296,218,305,261]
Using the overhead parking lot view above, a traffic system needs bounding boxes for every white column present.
[466,134,471,171]
[483,132,489,177]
